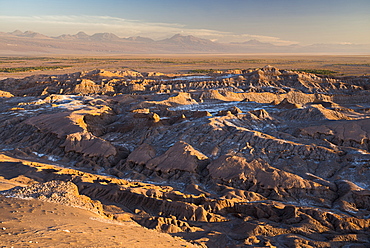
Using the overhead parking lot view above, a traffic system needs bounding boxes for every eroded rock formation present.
[1,66,370,247]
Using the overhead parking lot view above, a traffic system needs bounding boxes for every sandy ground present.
[0,154,199,248]
[1,55,370,80]
[0,196,198,248]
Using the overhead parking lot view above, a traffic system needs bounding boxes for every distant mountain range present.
[1,30,369,55]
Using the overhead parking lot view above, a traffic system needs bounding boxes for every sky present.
[0,0,369,45]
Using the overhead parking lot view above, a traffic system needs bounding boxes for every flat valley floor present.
[1,54,370,79]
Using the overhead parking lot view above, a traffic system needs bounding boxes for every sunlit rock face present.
[1,67,370,247]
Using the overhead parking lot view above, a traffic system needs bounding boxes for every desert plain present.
[0,55,370,247]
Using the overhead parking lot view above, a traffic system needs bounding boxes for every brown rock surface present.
[0,89,13,97]
[146,141,209,173]
[0,67,370,247]
[300,118,370,146]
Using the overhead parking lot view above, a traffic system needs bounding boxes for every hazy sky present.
[0,0,369,45]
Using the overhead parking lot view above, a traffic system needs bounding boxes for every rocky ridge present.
[0,66,370,247]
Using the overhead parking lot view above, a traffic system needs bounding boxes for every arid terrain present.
[1,31,370,55]
[1,55,370,80]
[1,56,370,247]
[0,30,370,56]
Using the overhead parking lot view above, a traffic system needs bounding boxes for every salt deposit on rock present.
[0,67,370,247]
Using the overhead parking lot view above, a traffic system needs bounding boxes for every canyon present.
[0,65,370,247]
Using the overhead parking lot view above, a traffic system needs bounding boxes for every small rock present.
[228,106,242,115]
